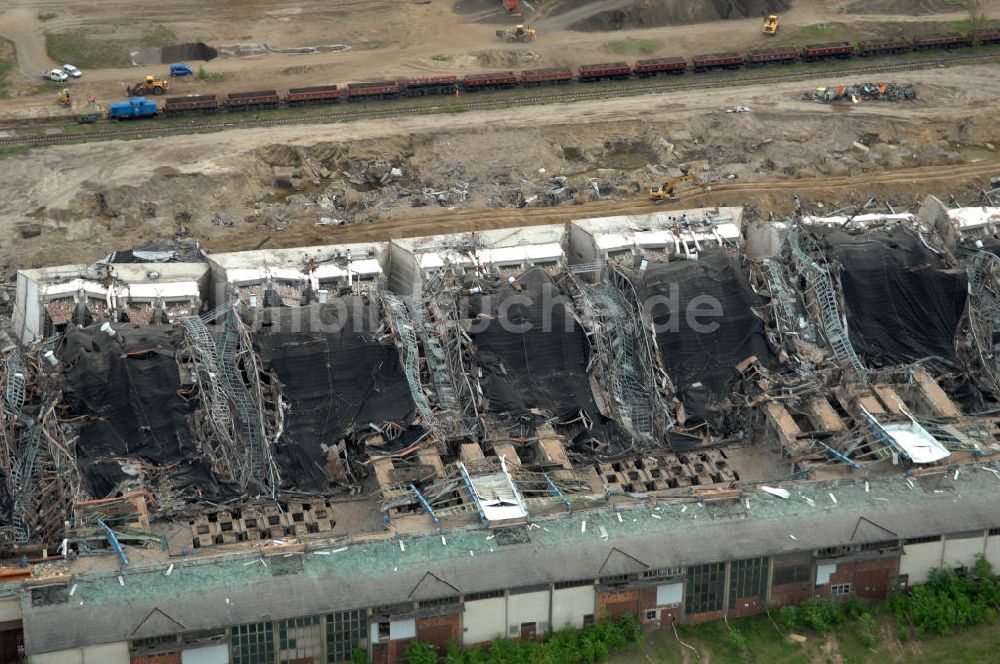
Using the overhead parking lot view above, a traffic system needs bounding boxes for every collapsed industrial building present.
[2,198,1000,663]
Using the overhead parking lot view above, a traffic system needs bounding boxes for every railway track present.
[2,51,999,149]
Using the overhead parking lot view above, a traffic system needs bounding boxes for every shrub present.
[798,597,845,634]
[405,641,438,664]
[855,612,879,649]
[778,605,800,631]
[728,627,747,652]
[350,648,371,664]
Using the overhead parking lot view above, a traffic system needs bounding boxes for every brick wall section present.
[729,594,764,618]
[597,589,640,621]
[385,637,414,664]
[684,609,724,625]
[770,557,814,607]
[816,555,899,600]
[416,612,461,657]
[131,653,182,664]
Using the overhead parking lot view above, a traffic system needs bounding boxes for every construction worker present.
[87,94,95,108]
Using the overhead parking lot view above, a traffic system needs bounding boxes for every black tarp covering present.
[58,325,222,498]
[466,268,627,449]
[258,298,415,491]
[633,248,775,428]
[811,225,967,368]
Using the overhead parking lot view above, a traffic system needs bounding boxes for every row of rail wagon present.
[122,31,999,118]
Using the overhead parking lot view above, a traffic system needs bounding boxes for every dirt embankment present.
[549,0,791,32]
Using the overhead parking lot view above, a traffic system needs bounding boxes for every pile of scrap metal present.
[802,82,917,103]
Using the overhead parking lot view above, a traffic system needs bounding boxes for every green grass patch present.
[45,23,178,70]
[800,23,837,38]
[948,18,1000,33]
[196,66,225,82]
[37,11,58,22]
[0,37,15,100]
[603,37,661,56]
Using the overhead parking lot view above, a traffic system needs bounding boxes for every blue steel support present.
[458,464,488,528]
[97,519,129,569]
[814,440,861,469]
[409,483,440,525]
[544,473,571,510]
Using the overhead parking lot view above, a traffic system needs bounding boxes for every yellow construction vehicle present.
[763,15,779,35]
[496,24,537,43]
[127,75,169,96]
[648,173,703,202]
[57,88,71,107]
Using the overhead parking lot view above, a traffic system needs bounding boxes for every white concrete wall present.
[0,595,21,622]
[507,590,550,636]
[552,586,595,631]
[13,272,41,345]
[900,540,943,585]
[31,642,129,664]
[568,224,598,266]
[387,242,421,296]
[463,597,506,645]
[181,644,229,664]
[943,532,986,570]
[985,534,1000,571]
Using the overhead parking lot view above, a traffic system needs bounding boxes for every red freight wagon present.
[692,52,743,72]
[801,42,855,60]
[578,62,632,82]
[857,39,910,56]
[345,80,401,100]
[913,33,968,49]
[461,71,518,90]
[634,57,687,77]
[225,90,280,111]
[285,85,340,106]
[163,94,219,115]
[744,47,798,66]
[520,67,574,86]
[976,29,1000,45]
[403,75,458,96]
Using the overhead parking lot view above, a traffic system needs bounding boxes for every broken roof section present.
[258,297,416,492]
[806,225,967,368]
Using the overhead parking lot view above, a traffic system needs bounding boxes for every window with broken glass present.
[728,557,769,609]
[685,562,725,614]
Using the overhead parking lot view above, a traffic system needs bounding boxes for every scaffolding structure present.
[958,247,1000,396]
[787,229,868,381]
[0,348,79,545]
[179,303,281,496]
[566,269,671,445]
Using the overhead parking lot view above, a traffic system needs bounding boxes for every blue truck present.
[170,63,194,77]
[108,97,158,120]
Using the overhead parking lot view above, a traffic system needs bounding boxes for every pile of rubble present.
[801,82,917,104]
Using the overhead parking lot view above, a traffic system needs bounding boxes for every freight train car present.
[692,52,743,72]
[285,85,341,107]
[461,71,518,91]
[225,90,280,111]
[634,57,688,77]
[745,47,798,66]
[403,75,458,96]
[857,39,910,56]
[345,80,401,101]
[520,67,574,86]
[977,29,1000,45]
[163,94,219,116]
[578,62,632,82]
[913,33,968,50]
[801,42,855,60]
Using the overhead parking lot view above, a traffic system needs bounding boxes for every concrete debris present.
[802,82,917,103]
[725,106,751,113]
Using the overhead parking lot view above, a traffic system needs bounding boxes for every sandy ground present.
[2,0,1000,118]
[2,61,999,274]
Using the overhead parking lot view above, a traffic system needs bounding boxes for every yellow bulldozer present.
[496,24,537,43]
[127,75,169,96]
[57,88,71,107]
[648,173,703,203]
[763,15,780,35]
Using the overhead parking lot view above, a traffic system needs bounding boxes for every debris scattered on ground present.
[726,105,751,113]
[801,82,917,103]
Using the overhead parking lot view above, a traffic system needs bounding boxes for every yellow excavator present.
[127,75,169,96]
[496,24,537,43]
[648,173,703,202]
[763,15,780,35]
[57,88,71,107]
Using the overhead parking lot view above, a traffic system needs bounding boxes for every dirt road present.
[0,6,55,76]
